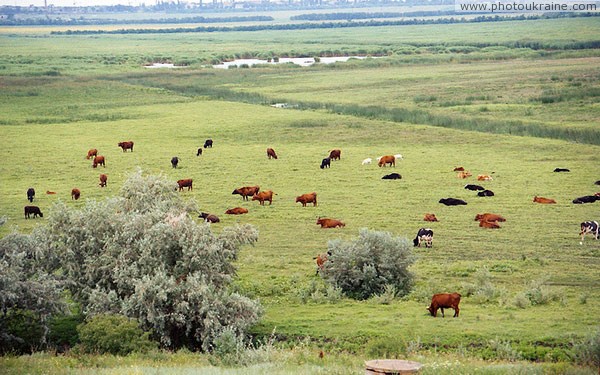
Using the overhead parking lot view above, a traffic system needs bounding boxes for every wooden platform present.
[365,359,423,374]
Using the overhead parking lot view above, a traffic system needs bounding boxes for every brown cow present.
[314,253,329,274]
[225,207,248,215]
[453,166,465,171]
[328,149,341,160]
[252,190,274,206]
[477,174,493,181]
[457,171,472,179]
[424,213,438,222]
[316,217,345,228]
[86,148,98,159]
[296,192,317,207]
[533,196,557,204]
[99,174,108,187]
[24,206,43,219]
[232,186,260,201]
[267,148,278,159]
[92,155,105,168]
[428,293,461,317]
[46,191,56,195]
[474,213,506,222]
[177,179,193,191]
[378,155,395,167]
[118,141,134,152]
[199,212,220,223]
[71,188,81,200]
[479,220,501,229]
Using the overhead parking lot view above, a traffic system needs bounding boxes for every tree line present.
[0,15,273,26]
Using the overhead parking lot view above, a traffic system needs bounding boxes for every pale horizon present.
[0,0,165,6]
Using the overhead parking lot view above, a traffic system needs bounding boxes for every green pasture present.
[1,15,599,371]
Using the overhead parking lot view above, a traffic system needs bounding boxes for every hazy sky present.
[0,0,153,5]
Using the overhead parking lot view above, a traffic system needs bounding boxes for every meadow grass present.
[1,15,599,372]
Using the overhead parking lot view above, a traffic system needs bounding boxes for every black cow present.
[580,221,599,243]
[197,148,203,156]
[477,189,495,197]
[595,180,600,185]
[204,139,213,148]
[553,168,570,172]
[464,184,485,191]
[24,206,43,219]
[320,157,331,169]
[573,195,600,204]
[27,187,35,203]
[439,198,467,206]
[382,173,402,180]
[171,157,179,169]
[413,228,433,248]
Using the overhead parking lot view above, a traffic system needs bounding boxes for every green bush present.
[77,314,156,355]
[0,310,44,354]
[572,329,600,368]
[47,313,84,351]
[319,229,415,300]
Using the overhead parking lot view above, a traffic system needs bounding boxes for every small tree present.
[319,228,415,300]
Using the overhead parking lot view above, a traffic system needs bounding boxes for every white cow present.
[362,158,372,165]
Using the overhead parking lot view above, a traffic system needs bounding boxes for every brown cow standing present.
[118,141,134,152]
[267,148,278,159]
[24,206,43,219]
[378,155,395,167]
[86,148,98,159]
[428,293,461,317]
[252,190,274,205]
[99,174,107,187]
[474,213,506,222]
[316,217,345,228]
[92,155,105,168]
[424,213,438,222]
[232,186,260,201]
[177,179,193,191]
[225,207,248,215]
[71,188,81,200]
[328,149,341,160]
[296,192,317,207]
[533,196,557,204]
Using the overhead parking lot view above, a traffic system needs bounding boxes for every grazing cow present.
[27,188,35,203]
[267,148,278,159]
[474,213,506,222]
[572,195,600,204]
[453,167,465,172]
[46,191,56,195]
[118,141,134,152]
[554,168,570,172]
[177,179,193,191]
[477,189,495,197]
[316,217,345,228]
[464,184,485,191]
[86,148,98,160]
[479,220,501,229]
[457,171,472,179]
[533,196,556,204]
[320,157,331,169]
[477,174,493,181]
[252,190,274,206]
[362,158,372,165]
[232,186,260,201]
[71,188,80,200]
[439,198,467,206]
[595,180,600,185]
[196,148,203,156]
[428,293,461,318]
[424,213,438,222]
[171,157,179,169]
[296,192,317,207]
[24,206,43,219]
[378,155,395,167]
[92,155,105,168]
[328,149,341,160]
[314,252,329,274]
[199,212,220,223]
[382,173,402,180]
[99,174,107,187]
[413,228,434,248]
[203,139,213,148]
[225,207,248,215]
[580,221,599,243]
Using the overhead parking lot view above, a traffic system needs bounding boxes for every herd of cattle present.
[20,140,599,317]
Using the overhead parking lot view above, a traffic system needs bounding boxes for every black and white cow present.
[27,187,35,203]
[477,189,495,197]
[580,221,599,243]
[320,157,331,169]
[413,228,434,248]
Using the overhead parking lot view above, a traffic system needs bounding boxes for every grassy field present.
[1,15,599,373]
